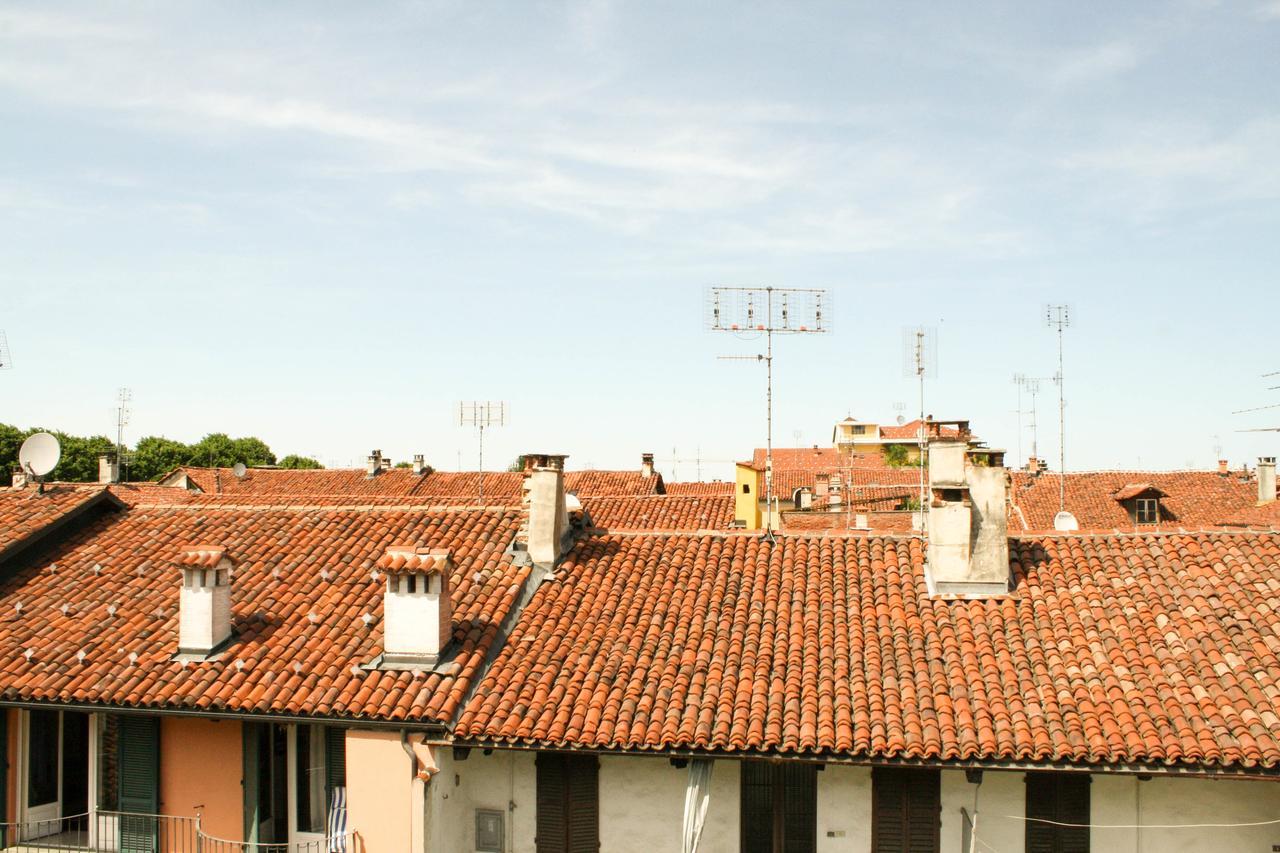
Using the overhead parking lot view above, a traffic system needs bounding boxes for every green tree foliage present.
[278,454,323,470]
[1,422,306,483]
[506,455,527,472]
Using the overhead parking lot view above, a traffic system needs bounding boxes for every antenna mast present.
[903,326,937,530]
[458,401,507,504]
[0,330,12,371]
[707,286,831,540]
[115,387,132,480]
[1045,305,1072,514]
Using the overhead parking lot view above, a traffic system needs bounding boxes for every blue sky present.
[2,1,1278,475]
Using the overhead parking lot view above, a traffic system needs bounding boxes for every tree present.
[187,433,276,469]
[131,436,192,481]
[278,454,323,470]
[506,455,527,472]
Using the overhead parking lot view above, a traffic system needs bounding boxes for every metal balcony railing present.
[0,811,355,853]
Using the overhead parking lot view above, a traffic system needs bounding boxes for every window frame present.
[1135,497,1159,524]
[739,760,817,853]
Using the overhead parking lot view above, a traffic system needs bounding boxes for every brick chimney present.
[98,454,119,484]
[640,452,655,479]
[1259,457,1277,505]
[366,450,382,478]
[927,442,1010,597]
[378,547,452,666]
[176,546,234,656]
[518,454,570,567]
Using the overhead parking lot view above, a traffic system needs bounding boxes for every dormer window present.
[1135,498,1159,524]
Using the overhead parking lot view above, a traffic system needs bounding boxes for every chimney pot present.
[1259,457,1277,505]
[98,454,119,485]
[177,547,234,655]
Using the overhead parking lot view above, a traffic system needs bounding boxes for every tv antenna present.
[115,387,132,479]
[458,400,507,504]
[1231,370,1280,433]
[707,286,830,539]
[903,326,937,530]
[1012,374,1056,469]
[19,432,61,492]
[0,330,11,370]
[1045,304,1073,522]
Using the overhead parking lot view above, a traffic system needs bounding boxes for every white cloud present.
[0,8,142,41]
[1050,40,1140,85]
[1255,1,1280,19]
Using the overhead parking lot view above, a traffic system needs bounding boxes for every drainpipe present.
[401,730,439,852]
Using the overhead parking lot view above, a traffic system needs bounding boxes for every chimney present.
[518,453,570,567]
[815,473,830,502]
[640,452,655,479]
[927,442,1010,597]
[98,454,119,484]
[1259,457,1277,505]
[412,454,428,476]
[366,450,382,477]
[176,546,234,655]
[378,547,452,666]
[11,470,26,489]
[1026,456,1041,475]
[1219,459,1230,476]
[381,456,392,471]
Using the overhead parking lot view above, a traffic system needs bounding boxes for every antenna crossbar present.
[458,401,508,504]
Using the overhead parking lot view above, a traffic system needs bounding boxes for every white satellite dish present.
[896,414,906,425]
[19,432,61,478]
[1053,510,1079,532]
[232,462,248,478]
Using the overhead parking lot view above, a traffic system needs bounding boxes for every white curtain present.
[681,759,714,853]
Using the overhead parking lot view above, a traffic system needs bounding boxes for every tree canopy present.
[1,422,317,483]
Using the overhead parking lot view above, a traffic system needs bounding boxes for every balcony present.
[0,811,355,853]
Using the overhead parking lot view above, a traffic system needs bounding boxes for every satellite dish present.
[896,414,906,425]
[1053,510,1079,532]
[19,432,61,478]
[232,462,247,479]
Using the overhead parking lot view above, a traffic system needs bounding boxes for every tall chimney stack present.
[366,450,382,478]
[98,454,120,484]
[927,441,1010,597]
[1259,457,1277,505]
[412,454,428,476]
[519,454,570,567]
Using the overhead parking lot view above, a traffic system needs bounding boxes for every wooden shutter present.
[872,768,940,853]
[740,761,817,853]
[781,763,817,853]
[740,762,775,853]
[536,753,598,853]
[117,715,160,853]
[1026,773,1090,853]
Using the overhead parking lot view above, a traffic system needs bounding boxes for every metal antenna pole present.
[765,286,774,538]
[116,387,132,479]
[1045,305,1072,514]
[459,400,507,506]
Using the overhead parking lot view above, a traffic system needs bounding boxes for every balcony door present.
[22,710,89,838]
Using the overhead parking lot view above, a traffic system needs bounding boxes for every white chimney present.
[11,470,26,489]
[379,547,451,665]
[412,454,428,476]
[366,450,382,477]
[519,453,570,566]
[176,546,234,655]
[927,442,1010,597]
[98,454,119,484]
[1259,457,1277,505]
[640,452,655,479]
[381,456,392,471]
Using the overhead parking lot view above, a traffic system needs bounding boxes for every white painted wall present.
[429,752,1280,853]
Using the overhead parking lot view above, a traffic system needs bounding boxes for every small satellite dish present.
[232,462,248,479]
[896,414,906,425]
[19,432,61,477]
[1053,510,1079,532]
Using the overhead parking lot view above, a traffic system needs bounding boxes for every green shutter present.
[325,726,346,791]
[243,722,262,844]
[116,715,160,853]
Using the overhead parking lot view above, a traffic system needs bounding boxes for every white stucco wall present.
[428,752,1280,853]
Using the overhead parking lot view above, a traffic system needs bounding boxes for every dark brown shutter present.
[872,768,940,853]
[536,753,598,853]
[1026,773,1090,853]
[781,763,817,853]
[741,762,774,853]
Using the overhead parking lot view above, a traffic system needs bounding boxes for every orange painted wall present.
[158,717,243,842]
[346,729,413,852]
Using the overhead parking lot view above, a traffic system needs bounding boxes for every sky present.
[1,1,1278,477]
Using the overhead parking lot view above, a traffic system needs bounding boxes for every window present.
[743,483,751,494]
[1025,772,1089,853]
[27,710,59,808]
[852,425,868,435]
[740,761,816,853]
[97,714,119,811]
[872,767,940,853]
[535,753,598,853]
[296,725,345,835]
[1135,498,1159,524]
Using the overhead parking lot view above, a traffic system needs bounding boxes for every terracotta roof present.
[779,511,917,533]
[169,466,662,499]
[0,501,527,723]
[108,482,201,506]
[878,419,958,440]
[0,486,119,562]
[583,495,735,532]
[1111,483,1167,501]
[174,545,232,569]
[564,470,664,496]
[1010,471,1257,531]
[664,482,734,496]
[456,530,1280,772]
[1216,502,1280,530]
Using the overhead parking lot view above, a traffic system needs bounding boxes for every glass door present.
[24,710,62,837]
